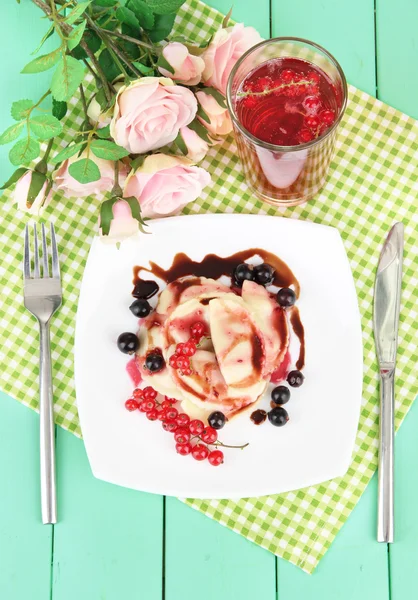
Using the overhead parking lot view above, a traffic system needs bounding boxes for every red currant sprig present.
[168,321,207,376]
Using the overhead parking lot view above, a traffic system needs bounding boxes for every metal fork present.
[23,223,62,524]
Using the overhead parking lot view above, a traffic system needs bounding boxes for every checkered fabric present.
[0,0,417,574]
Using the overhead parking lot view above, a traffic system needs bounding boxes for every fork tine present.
[50,223,60,279]
[41,223,49,278]
[24,225,31,279]
[33,224,40,278]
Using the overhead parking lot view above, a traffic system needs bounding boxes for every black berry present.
[277,288,296,308]
[268,406,289,427]
[287,370,304,387]
[117,332,139,355]
[253,263,275,286]
[145,353,165,373]
[271,385,290,405]
[208,411,226,430]
[129,299,152,318]
[233,263,254,286]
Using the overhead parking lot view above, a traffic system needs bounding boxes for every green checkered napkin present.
[0,0,417,574]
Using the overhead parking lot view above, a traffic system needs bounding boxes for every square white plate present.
[75,214,363,499]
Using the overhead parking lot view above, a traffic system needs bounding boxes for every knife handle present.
[377,369,394,543]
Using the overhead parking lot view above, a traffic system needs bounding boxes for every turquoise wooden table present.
[1,1,417,599]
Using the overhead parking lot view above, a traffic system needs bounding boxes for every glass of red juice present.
[226,38,347,206]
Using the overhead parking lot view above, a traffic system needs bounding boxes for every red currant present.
[174,427,191,444]
[139,400,149,412]
[208,449,224,466]
[303,96,322,113]
[176,442,192,455]
[162,399,175,409]
[165,407,178,420]
[255,76,272,91]
[176,413,190,427]
[177,356,190,371]
[169,354,179,368]
[304,115,320,130]
[192,444,209,461]
[189,419,204,435]
[280,69,295,83]
[157,408,167,421]
[146,409,158,421]
[298,128,314,143]
[182,367,192,376]
[243,96,258,109]
[132,389,143,399]
[176,343,186,355]
[319,109,335,126]
[308,70,320,84]
[162,420,178,432]
[143,386,157,400]
[190,322,206,340]
[183,340,197,356]
[201,427,217,444]
[125,398,139,412]
[143,399,156,412]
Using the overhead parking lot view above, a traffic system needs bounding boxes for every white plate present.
[75,214,363,499]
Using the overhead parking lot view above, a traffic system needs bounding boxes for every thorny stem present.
[79,84,89,122]
[238,79,316,99]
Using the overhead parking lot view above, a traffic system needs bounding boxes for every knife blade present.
[373,222,404,543]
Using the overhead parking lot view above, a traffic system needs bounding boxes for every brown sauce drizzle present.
[132,277,159,299]
[290,307,305,370]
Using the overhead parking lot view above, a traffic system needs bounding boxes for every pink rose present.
[54,152,128,197]
[180,126,209,162]
[12,170,52,214]
[202,23,262,94]
[196,91,232,136]
[110,77,197,154]
[100,199,141,243]
[159,42,205,85]
[124,154,211,218]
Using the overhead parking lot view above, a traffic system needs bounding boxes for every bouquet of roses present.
[0,0,261,241]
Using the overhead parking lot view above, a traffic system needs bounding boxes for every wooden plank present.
[52,427,164,600]
[0,393,52,600]
[208,0,270,38]
[271,0,376,96]
[376,0,418,119]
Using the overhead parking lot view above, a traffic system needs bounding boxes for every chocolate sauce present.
[250,409,267,425]
[132,277,159,299]
[290,307,305,370]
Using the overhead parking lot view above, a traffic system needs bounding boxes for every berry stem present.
[212,440,249,450]
[238,79,315,99]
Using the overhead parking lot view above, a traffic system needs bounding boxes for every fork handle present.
[39,321,57,525]
[377,369,394,543]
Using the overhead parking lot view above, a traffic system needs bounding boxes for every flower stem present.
[112,160,122,197]
[104,29,155,51]
[79,84,89,122]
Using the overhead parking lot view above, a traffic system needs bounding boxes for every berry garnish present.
[176,413,190,427]
[319,109,335,126]
[129,299,152,318]
[125,398,139,412]
[174,427,191,445]
[162,398,175,409]
[132,388,144,399]
[192,444,209,461]
[243,96,258,109]
[182,367,192,376]
[201,427,218,444]
[143,399,156,412]
[169,354,179,368]
[117,332,139,355]
[157,409,167,421]
[176,442,192,455]
[176,343,186,355]
[165,407,178,420]
[298,128,314,143]
[162,420,178,433]
[189,419,205,435]
[143,386,157,400]
[303,95,321,113]
[304,115,320,130]
[287,370,304,387]
[233,263,254,286]
[271,385,290,405]
[190,321,206,340]
[145,352,165,373]
[208,450,224,466]
[208,411,226,430]
[253,263,275,286]
[139,400,149,413]
[183,339,197,356]
[146,409,159,421]
[280,69,295,83]
[176,356,190,371]
[268,406,289,427]
[276,288,296,308]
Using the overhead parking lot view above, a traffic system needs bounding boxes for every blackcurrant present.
[208,411,226,430]
[145,353,165,373]
[233,263,254,286]
[268,406,289,427]
[117,332,139,355]
[277,287,296,308]
[129,299,152,318]
[271,385,290,405]
[253,263,275,286]
[287,370,304,387]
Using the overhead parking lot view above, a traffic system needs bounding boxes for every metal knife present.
[373,222,404,543]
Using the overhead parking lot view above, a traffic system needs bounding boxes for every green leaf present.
[199,87,227,108]
[9,138,41,166]
[68,20,87,51]
[51,142,84,164]
[72,29,102,60]
[65,1,92,25]
[0,167,27,190]
[93,0,117,6]
[157,54,175,75]
[127,0,154,29]
[11,99,33,121]
[29,114,63,141]
[115,6,140,28]
[98,48,121,82]
[124,196,149,233]
[100,196,148,236]
[131,155,146,170]
[69,158,101,183]
[132,62,154,75]
[196,102,211,124]
[52,99,67,121]
[91,139,130,160]
[147,13,176,42]
[0,121,25,145]
[51,56,85,102]
[188,119,212,144]
[27,171,47,207]
[119,23,141,60]
[169,36,206,55]
[96,124,111,139]
[222,6,233,28]
[146,0,185,15]
[31,25,54,55]
[174,132,188,155]
[21,47,62,74]
[95,87,108,111]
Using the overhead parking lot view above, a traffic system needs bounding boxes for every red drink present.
[227,39,347,206]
